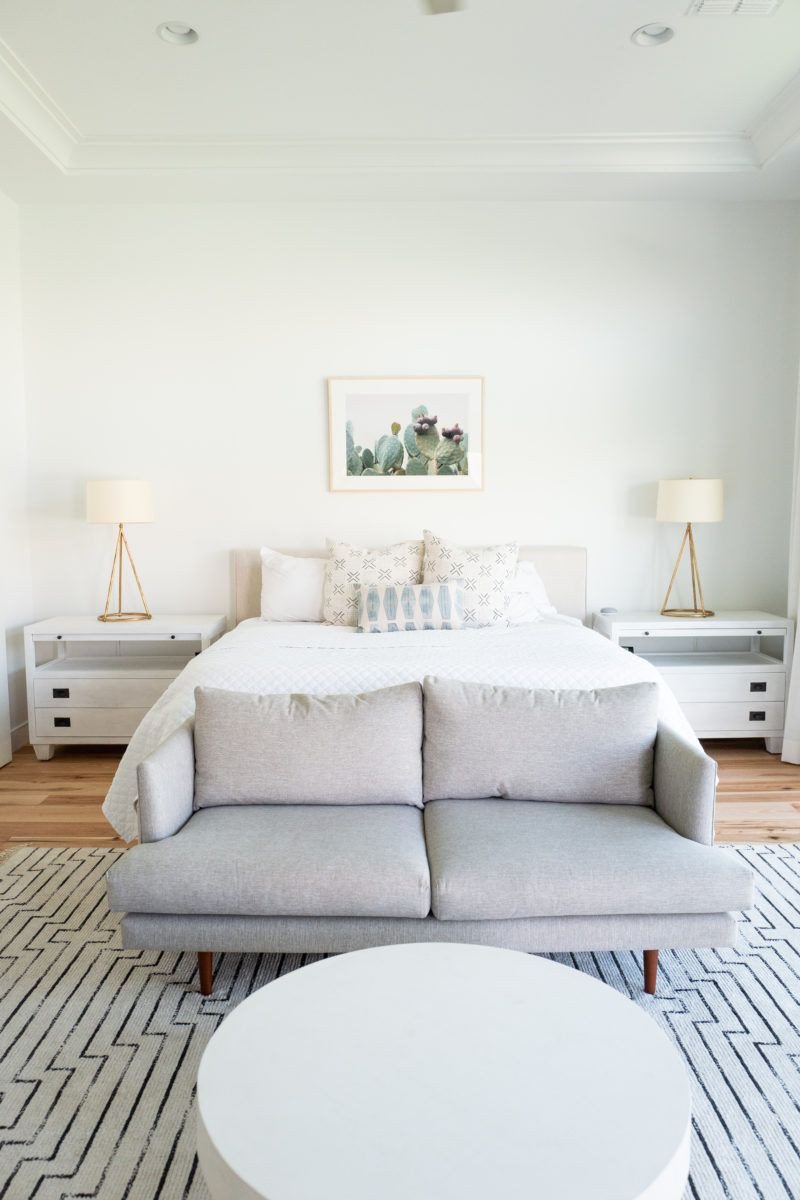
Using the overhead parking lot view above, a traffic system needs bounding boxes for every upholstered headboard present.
[233,545,588,625]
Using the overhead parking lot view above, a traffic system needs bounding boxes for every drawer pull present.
[750,682,767,693]
[52,687,70,699]
[54,716,71,728]
[749,711,766,722]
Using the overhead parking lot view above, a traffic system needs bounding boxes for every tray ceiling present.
[1,0,799,201]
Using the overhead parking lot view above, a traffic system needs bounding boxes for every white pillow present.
[323,539,424,626]
[422,530,518,627]
[507,561,557,624]
[260,547,325,622]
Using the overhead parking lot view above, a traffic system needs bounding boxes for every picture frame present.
[328,376,484,492]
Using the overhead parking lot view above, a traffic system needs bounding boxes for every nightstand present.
[24,615,226,760]
[593,610,794,753]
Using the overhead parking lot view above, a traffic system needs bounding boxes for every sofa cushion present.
[424,799,753,921]
[194,682,423,808]
[423,678,658,805]
[107,805,431,918]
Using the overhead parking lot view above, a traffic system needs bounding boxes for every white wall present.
[19,200,800,624]
[0,188,32,749]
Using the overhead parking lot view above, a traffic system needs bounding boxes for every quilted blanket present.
[103,617,687,842]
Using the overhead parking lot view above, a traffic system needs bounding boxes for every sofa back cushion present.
[194,682,423,808]
[423,678,658,805]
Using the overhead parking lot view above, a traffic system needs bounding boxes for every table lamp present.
[656,478,723,618]
[86,480,154,622]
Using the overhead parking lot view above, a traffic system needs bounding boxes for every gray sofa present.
[106,677,753,997]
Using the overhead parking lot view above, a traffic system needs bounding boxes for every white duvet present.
[103,617,688,842]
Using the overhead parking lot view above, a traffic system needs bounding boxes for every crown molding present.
[61,132,758,175]
[751,71,800,164]
[0,39,80,168]
[0,38,795,191]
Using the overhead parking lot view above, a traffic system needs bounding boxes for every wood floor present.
[0,739,799,850]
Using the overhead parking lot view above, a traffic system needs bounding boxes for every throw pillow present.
[357,582,465,633]
[260,547,325,622]
[422,530,518,627]
[323,539,423,626]
[507,561,556,623]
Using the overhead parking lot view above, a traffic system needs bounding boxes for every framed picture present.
[328,376,484,492]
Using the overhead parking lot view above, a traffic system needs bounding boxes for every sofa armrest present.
[653,720,716,845]
[137,723,195,843]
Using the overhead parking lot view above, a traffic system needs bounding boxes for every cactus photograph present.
[328,377,483,492]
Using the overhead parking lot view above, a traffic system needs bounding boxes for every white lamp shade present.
[86,480,154,524]
[656,478,723,524]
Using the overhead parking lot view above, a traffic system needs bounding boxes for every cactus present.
[346,404,469,478]
[346,421,363,474]
[414,426,440,461]
[376,433,404,473]
[435,435,465,470]
[404,424,421,460]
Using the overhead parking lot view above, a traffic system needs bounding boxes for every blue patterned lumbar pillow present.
[357,582,465,633]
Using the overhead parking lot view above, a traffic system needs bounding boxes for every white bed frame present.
[233,546,587,625]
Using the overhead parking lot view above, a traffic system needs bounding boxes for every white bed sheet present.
[102,617,689,842]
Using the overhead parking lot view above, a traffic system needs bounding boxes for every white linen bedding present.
[102,617,690,842]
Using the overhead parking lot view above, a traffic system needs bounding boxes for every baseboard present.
[11,721,28,752]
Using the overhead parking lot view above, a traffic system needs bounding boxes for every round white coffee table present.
[197,943,690,1200]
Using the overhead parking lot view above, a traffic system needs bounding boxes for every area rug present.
[0,845,798,1200]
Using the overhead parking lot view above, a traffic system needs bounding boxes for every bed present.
[102,546,688,842]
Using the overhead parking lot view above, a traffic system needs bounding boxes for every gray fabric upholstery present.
[137,723,195,843]
[107,805,431,918]
[423,678,658,805]
[193,682,423,808]
[654,720,717,845]
[121,909,738,955]
[424,799,753,921]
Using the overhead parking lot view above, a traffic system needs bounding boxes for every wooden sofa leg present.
[643,949,659,995]
[198,951,213,996]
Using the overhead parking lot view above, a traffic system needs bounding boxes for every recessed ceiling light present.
[157,21,199,45]
[631,23,675,45]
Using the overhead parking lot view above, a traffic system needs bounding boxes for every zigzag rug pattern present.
[0,844,798,1200]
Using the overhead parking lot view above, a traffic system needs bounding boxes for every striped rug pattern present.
[0,843,798,1200]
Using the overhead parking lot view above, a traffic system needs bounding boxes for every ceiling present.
[1,0,799,201]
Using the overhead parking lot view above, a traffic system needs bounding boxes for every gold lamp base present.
[98,523,152,623]
[661,521,714,619]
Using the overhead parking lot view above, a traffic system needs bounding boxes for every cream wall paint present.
[0,188,32,747]
[18,200,800,626]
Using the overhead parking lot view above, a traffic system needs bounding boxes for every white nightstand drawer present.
[681,701,785,734]
[34,707,150,738]
[661,672,786,703]
[34,678,170,709]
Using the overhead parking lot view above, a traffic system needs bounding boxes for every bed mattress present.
[103,617,687,842]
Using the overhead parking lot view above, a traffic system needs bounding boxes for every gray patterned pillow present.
[323,539,424,626]
[422,530,518,627]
